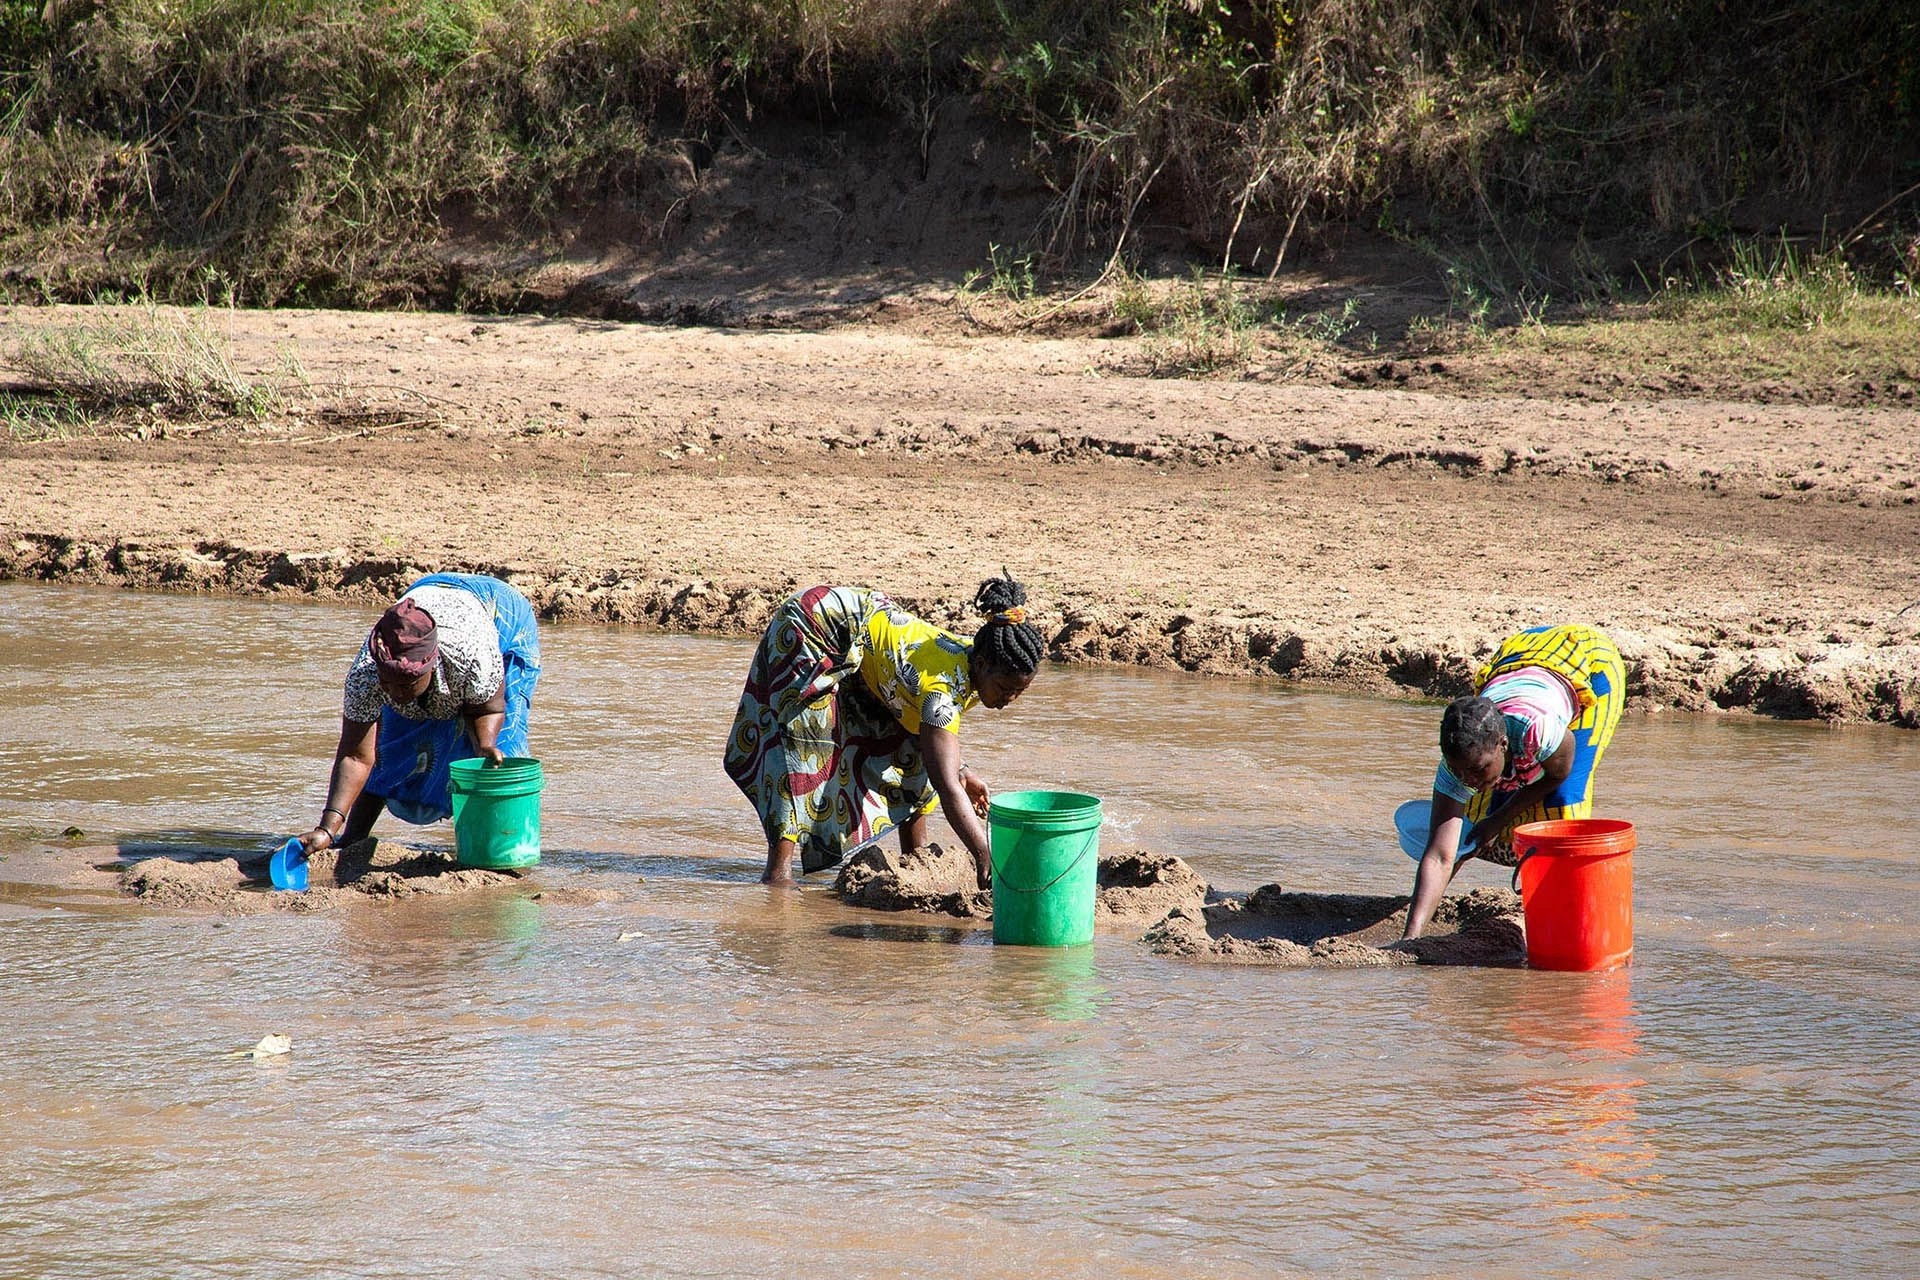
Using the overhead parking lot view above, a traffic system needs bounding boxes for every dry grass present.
[952,230,1920,400]
[1437,239,1920,396]
[3,1,1916,311]
[3,306,301,424]
[1490,305,1920,401]
[0,303,458,442]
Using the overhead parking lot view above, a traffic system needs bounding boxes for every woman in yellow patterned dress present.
[724,575,1045,887]
[1403,623,1627,939]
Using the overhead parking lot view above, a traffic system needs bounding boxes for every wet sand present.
[833,842,1210,930]
[90,833,1510,968]
[1146,885,1527,968]
[3,304,1918,725]
[823,839,1528,969]
[115,837,523,914]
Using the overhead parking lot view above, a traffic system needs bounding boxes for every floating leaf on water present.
[617,931,644,942]
[62,826,86,838]
[232,1034,293,1059]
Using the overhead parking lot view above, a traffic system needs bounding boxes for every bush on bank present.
[2,0,1917,307]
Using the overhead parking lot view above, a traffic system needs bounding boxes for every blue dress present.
[362,573,542,823]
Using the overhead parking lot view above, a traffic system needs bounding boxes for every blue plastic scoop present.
[268,837,309,891]
[1394,799,1478,861]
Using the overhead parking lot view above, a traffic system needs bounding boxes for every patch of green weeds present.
[1289,296,1361,345]
[1651,235,1899,331]
[1100,269,1382,376]
[1390,230,1920,397]
[961,242,1041,305]
[3,305,306,423]
[0,391,95,441]
[1136,269,1269,376]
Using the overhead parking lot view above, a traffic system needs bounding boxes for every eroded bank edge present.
[5,531,1917,728]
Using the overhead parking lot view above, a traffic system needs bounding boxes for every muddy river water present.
[2,584,1917,1278]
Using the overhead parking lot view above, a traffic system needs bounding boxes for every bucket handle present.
[1510,849,1534,893]
[991,827,1100,896]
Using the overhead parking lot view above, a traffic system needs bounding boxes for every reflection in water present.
[829,922,979,945]
[1410,970,1664,1262]
[2,584,1919,1279]
[986,942,1108,1025]
[1494,970,1642,1058]
[1501,974,1660,1254]
[446,891,546,948]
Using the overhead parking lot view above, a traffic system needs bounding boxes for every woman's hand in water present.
[960,768,991,819]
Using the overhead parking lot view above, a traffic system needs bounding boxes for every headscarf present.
[369,598,438,678]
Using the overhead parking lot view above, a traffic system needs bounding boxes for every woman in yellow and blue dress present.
[724,574,1045,887]
[1403,623,1627,939]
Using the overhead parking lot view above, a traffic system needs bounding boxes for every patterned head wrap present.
[369,599,438,678]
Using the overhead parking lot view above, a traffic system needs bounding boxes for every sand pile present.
[121,856,258,912]
[119,837,522,913]
[1094,848,1211,926]
[835,842,987,916]
[833,842,1209,929]
[1145,885,1525,968]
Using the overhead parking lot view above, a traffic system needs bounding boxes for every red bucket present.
[1512,819,1636,971]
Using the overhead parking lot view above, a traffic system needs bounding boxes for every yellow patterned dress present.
[724,586,979,872]
[1447,624,1628,863]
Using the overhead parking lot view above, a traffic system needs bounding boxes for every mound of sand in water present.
[120,855,262,913]
[119,837,522,914]
[1145,884,1525,968]
[833,842,1208,929]
[1094,849,1213,927]
[835,843,986,916]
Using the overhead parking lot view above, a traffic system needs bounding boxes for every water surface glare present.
[2,584,1917,1278]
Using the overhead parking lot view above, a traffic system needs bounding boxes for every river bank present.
[2,304,1917,725]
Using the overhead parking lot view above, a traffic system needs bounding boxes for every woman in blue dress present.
[293,573,541,856]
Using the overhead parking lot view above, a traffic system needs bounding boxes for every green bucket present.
[447,756,544,870]
[988,790,1102,947]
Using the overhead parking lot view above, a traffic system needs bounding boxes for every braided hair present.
[971,572,1045,676]
[1439,695,1506,762]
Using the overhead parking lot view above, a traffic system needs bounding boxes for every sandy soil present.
[1145,885,1527,968]
[3,303,1918,723]
[115,836,524,914]
[833,842,1209,930]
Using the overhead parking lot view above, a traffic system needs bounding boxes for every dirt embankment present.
[2,306,1917,726]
